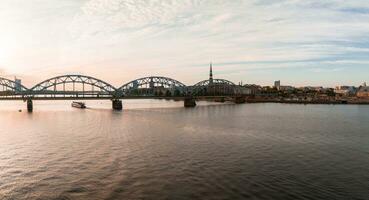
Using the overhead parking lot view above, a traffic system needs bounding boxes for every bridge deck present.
[0,96,235,101]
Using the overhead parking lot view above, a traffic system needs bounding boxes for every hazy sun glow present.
[0,35,14,68]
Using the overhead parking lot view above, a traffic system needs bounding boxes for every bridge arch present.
[193,79,236,87]
[119,76,187,96]
[0,77,28,96]
[30,75,117,97]
[190,79,238,96]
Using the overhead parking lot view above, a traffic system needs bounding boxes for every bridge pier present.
[27,99,33,112]
[234,96,246,104]
[112,99,123,111]
[184,97,196,107]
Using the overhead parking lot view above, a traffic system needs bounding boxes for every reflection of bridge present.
[1,67,246,112]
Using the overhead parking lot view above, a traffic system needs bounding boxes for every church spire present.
[209,62,213,84]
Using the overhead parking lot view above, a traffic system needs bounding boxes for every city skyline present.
[1,0,369,87]
[2,64,368,90]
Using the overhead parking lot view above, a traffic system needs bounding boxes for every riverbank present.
[245,98,369,105]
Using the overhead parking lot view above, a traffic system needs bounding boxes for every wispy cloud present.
[310,67,346,73]
[0,0,368,86]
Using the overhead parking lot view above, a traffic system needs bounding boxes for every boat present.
[71,101,86,109]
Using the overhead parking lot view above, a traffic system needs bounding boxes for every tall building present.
[274,80,281,90]
[14,77,22,92]
[209,62,213,84]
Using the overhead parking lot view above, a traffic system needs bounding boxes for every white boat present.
[71,102,86,109]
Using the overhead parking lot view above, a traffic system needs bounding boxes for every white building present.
[334,86,356,96]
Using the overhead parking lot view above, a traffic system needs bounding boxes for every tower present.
[209,62,213,84]
[274,80,281,91]
[14,77,22,92]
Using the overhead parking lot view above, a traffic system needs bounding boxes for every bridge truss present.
[190,79,240,96]
[0,75,244,99]
[0,77,28,98]
[29,75,118,98]
[119,76,187,96]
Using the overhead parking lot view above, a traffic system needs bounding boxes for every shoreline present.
[245,99,369,105]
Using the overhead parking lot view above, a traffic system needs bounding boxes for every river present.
[0,100,368,200]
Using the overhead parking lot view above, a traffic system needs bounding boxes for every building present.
[357,86,369,98]
[14,78,22,92]
[236,86,252,95]
[334,86,356,96]
[279,85,295,92]
[273,81,294,92]
[301,86,324,92]
[274,80,281,90]
[243,84,262,95]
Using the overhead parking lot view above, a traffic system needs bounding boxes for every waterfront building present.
[312,86,324,92]
[237,86,252,95]
[300,86,324,92]
[273,80,294,92]
[274,80,281,90]
[279,85,295,92]
[243,84,262,95]
[357,86,369,98]
[334,86,356,96]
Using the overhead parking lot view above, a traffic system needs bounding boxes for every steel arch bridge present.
[29,75,118,98]
[1,75,242,98]
[0,77,28,97]
[0,74,247,111]
[190,79,238,96]
[119,76,187,96]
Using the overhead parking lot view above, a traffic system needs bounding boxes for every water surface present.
[0,101,368,200]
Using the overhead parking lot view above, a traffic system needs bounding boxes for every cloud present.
[309,67,345,73]
[69,0,202,37]
[0,0,369,86]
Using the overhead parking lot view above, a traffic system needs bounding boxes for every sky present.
[0,0,369,87]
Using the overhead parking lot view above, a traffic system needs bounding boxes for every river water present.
[0,100,368,200]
